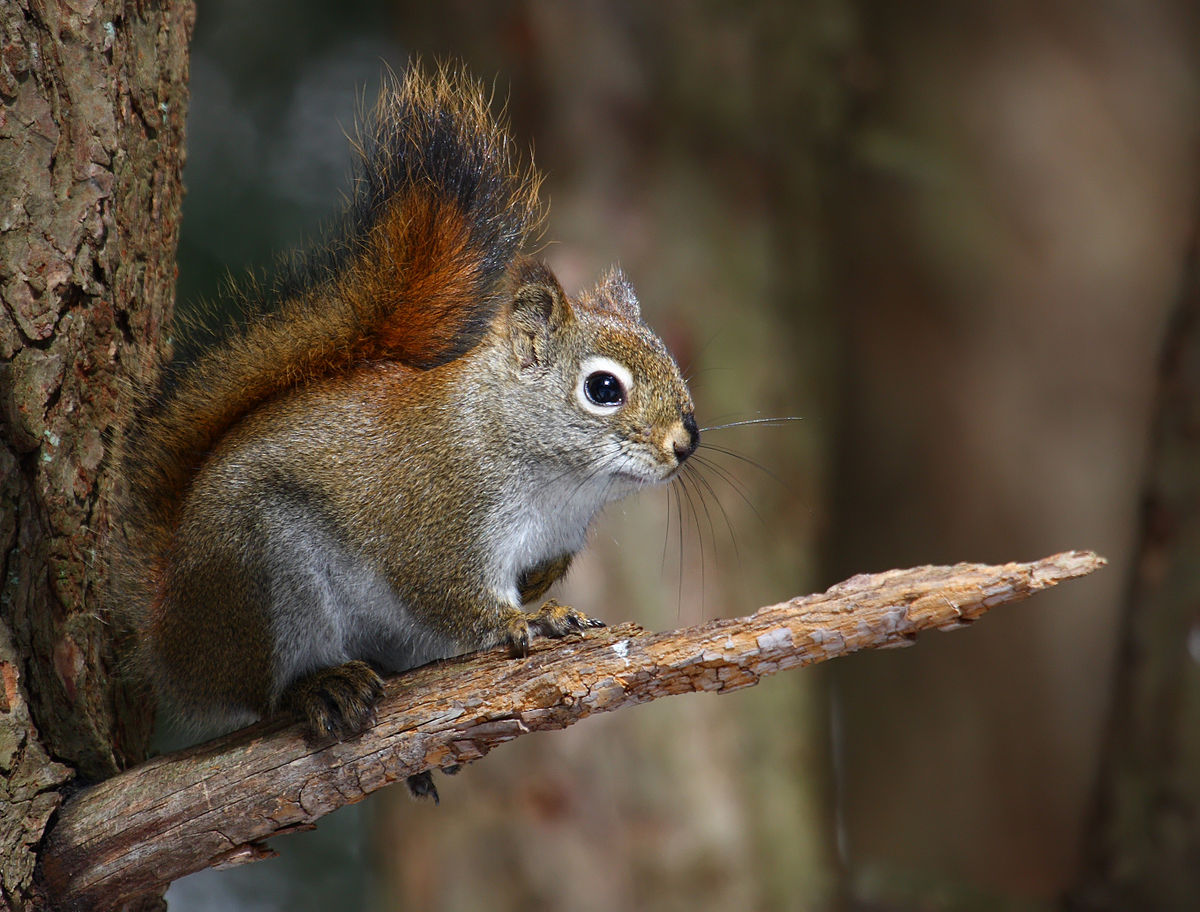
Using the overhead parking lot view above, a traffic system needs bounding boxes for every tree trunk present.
[0,1,193,908]
[824,0,1197,901]
[1068,220,1200,911]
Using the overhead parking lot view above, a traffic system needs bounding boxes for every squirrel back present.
[122,67,541,570]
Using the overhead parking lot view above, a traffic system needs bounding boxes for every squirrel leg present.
[517,553,574,604]
[507,555,603,655]
[281,659,384,740]
[502,599,605,658]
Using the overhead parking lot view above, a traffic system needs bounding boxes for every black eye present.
[584,371,625,406]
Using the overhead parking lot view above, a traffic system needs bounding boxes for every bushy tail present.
[121,64,542,567]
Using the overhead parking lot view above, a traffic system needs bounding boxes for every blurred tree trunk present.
[0,1,192,908]
[1068,221,1200,911]
[825,0,1198,904]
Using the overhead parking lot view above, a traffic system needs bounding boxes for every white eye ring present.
[576,355,634,416]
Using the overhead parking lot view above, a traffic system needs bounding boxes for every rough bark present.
[1069,225,1200,910]
[0,1,193,909]
[39,551,1103,912]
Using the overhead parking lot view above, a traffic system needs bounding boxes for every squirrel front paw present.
[282,660,385,740]
[503,600,605,657]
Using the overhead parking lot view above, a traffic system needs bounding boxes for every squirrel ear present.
[509,261,570,369]
[594,267,641,319]
[576,266,641,321]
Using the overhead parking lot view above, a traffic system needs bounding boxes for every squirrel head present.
[499,259,698,496]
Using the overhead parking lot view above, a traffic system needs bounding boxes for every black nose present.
[675,413,700,463]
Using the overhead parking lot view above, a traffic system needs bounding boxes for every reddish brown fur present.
[119,67,541,596]
[353,194,484,363]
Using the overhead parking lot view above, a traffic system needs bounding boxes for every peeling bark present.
[40,551,1103,911]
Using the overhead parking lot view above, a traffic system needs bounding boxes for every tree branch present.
[41,551,1103,910]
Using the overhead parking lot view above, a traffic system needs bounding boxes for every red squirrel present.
[117,66,698,751]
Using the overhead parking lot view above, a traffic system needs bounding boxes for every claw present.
[528,601,604,638]
[500,601,604,659]
[505,615,533,657]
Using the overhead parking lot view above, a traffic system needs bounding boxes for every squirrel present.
[117,66,699,754]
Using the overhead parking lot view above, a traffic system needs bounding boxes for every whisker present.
[673,475,685,610]
[691,453,759,506]
[685,463,742,568]
[699,416,803,433]
[690,454,768,528]
[695,409,771,429]
[677,469,706,611]
[696,443,789,488]
[687,466,720,576]
[660,481,672,571]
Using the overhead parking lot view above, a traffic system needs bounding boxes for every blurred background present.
[163,1,1200,910]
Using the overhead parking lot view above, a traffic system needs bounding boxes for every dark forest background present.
[162,2,1200,910]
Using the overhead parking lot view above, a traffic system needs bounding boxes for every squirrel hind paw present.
[406,770,440,805]
[504,601,606,657]
[283,660,385,741]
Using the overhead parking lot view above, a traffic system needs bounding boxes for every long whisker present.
[696,443,789,488]
[673,476,685,610]
[661,481,673,571]
[699,416,803,432]
[688,466,720,577]
[685,462,742,568]
[691,452,757,502]
[690,454,768,527]
[677,469,707,611]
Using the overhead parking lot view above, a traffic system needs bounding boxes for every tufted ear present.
[583,266,640,320]
[508,259,571,370]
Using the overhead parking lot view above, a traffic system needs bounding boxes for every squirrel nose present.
[672,413,700,464]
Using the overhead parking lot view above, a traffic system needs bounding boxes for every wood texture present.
[41,551,1104,911]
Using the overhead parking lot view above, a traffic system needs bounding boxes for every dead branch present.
[41,551,1104,910]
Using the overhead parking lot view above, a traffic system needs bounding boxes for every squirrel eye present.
[576,355,633,415]
[585,371,625,407]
